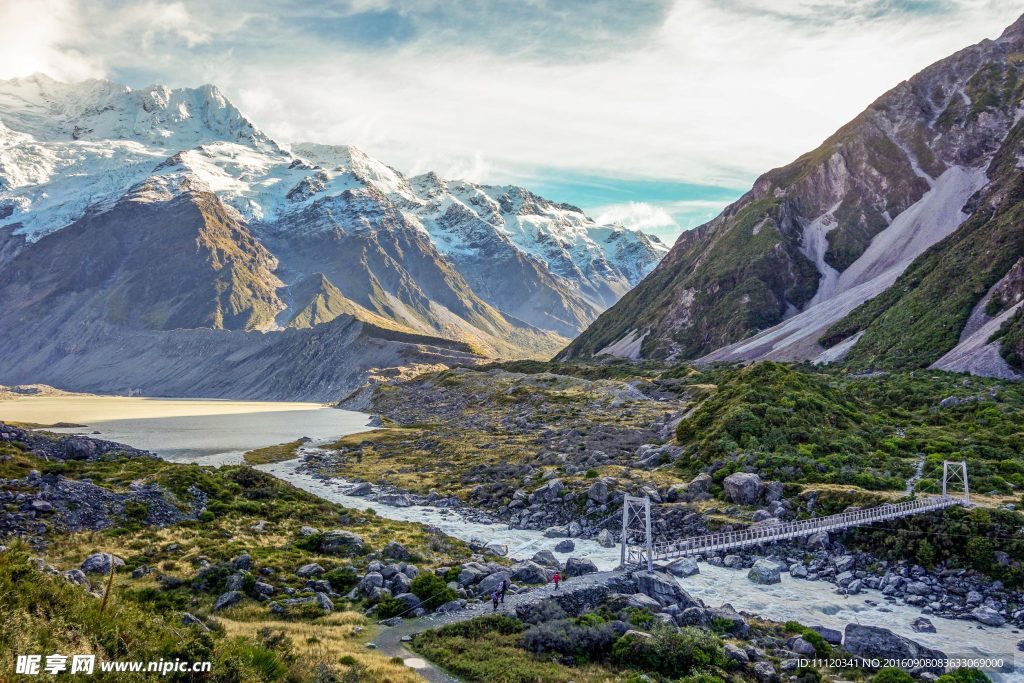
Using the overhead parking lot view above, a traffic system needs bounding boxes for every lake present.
[0,395,373,465]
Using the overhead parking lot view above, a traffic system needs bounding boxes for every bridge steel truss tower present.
[619,494,653,571]
[620,461,970,569]
[942,460,970,504]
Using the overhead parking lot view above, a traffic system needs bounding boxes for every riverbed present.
[261,458,1022,681]
[0,396,373,465]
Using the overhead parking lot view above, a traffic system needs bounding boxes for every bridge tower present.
[942,460,970,505]
[620,495,653,571]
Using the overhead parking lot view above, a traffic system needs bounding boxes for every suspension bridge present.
[620,460,971,570]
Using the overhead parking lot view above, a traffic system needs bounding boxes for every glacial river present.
[262,458,1022,681]
[1,396,1018,679]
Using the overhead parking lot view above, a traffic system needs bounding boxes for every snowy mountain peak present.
[0,75,276,151]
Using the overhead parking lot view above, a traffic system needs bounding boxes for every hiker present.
[552,571,560,590]
[491,591,500,612]
[500,578,509,604]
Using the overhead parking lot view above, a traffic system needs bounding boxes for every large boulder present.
[532,550,560,569]
[382,542,415,561]
[971,606,1006,627]
[666,557,699,578]
[296,563,324,578]
[563,557,598,578]
[510,561,553,584]
[554,539,575,553]
[843,625,946,674]
[634,570,699,608]
[320,530,366,556]
[684,473,713,500]
[747,559,781,585]
[723,472,764,504]
[596,529,616,548]
[587,480,610,505]
[213,590,243,611]
[477,571,511,596]
[81,553,125,574]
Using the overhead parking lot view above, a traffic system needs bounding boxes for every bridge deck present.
[625,495,964,566]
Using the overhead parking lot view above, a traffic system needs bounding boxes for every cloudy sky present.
[0,0,1020,240]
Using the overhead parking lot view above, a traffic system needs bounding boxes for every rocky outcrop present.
[723,473,764,504]
[843,624,946,675]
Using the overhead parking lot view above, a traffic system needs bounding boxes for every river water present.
[0,396,373,465]
[261,458,1022,681]
[2,397,1018,679]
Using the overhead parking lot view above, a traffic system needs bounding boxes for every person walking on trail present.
[491,591,499,612]
[500,578,509,604]
[552,571,560,590]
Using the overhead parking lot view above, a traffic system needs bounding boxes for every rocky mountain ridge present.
[0,75,665,399]
[561,14,1024,380]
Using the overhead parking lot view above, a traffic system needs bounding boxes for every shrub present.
[198,510,215,523]
[874,669,915,683]
[410,572,457,610]
[323,567,358,594]
[375,596,409,620]
[612,627,724,678]
[936,669,992,683]
[521,618,623,661]
[585,469,599,478]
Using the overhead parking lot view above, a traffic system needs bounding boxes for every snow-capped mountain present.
[563,13,1024,380]
[0,74,666,399]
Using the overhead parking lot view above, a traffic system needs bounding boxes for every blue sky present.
[1,0,1020,241]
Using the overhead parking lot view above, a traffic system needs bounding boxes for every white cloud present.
[595,202,678,231]
[0,0,103,81]
[1,0,1021,191]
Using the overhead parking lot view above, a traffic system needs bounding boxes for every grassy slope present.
[0,442,469,682]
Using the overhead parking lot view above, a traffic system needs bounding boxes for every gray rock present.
[554,539,575,553]
[667,557,699,578]
[213,590,243,611]
[253,581,275,596]
[510,561,552,584]
[587,480,610,504]
[436,599,468,613]
[80,553,124,574]
[747,559,781,585]
[806,531,829,549]
[348,482,372,496]
[971,606,1006,627]
[789,563,808,579]
[63,569,89,587]
[843,624,946,674]
[634,570,698,608]
[788,636,817,656]
[810,625,842,645]
[296,563,325,578]
[563,557,598,578]
[753,661,778,683]
[724,642,749,664]
[320,530,366,556]
[723,472,764,504]
[231,552,252,570]
[477,571,511,596]
[299,525,320,537]
[382,541,415,561]
[596,529,616,548]
[911,617,936,633]
[532,550,560,568]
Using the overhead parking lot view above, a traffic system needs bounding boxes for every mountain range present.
[562,14,1024,381]
[0,75,666,400]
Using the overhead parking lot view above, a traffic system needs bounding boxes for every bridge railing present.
[626,494,963,566]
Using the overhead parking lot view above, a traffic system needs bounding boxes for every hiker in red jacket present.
[552,571,561,590]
